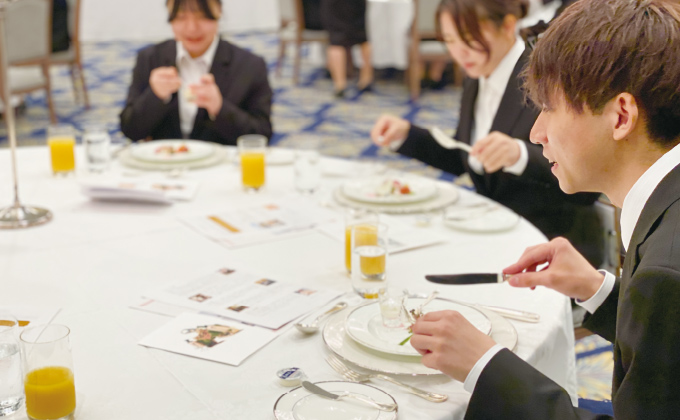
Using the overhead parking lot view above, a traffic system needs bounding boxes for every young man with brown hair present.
[410,0,680,418]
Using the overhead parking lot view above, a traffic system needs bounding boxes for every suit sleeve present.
[212,56,273,142]
[582,279,620,343]
[119,49,175,141]
[466,349,610,420]
[396,125,466,176]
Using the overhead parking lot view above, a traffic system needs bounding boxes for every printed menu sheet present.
[80,178,199,204]
[139,312,283,366]
[180,199,339,248]
[143,267,343,330]
[317,214,447,254]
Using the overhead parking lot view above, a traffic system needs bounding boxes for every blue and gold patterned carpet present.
[0,31,613,413]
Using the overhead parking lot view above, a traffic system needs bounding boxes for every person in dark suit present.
[371,0,603,266]
[120,0,272,145]
[410,0,680,418]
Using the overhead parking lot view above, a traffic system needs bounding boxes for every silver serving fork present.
[326,354,448,403]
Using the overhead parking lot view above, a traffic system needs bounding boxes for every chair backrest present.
[3,0,52,64]
[416,0,440,38]
[279,0,297,27]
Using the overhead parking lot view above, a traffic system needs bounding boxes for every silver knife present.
[425,273,512,285]
[301,381,397,412]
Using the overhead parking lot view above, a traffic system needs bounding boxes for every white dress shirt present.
[176,36,219,138]
[468,37,527,176]
[464,141,680,393]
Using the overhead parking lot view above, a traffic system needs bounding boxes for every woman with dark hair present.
[320,0,373,98]
[370,0,603,266]
[120,0,272,145]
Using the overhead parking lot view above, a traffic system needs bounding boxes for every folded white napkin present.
[80,178,199,204]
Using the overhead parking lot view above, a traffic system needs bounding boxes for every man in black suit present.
[120,0,272,145]
[410,0,680,418]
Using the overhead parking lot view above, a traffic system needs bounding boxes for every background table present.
[1,146,577,420]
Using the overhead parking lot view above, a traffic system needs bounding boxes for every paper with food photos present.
[139,312,283,366]
[143,267,342,330]
[179,198,338,248]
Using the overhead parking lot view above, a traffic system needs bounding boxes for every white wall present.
[80,0,280,42]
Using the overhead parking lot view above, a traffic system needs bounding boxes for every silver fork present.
[326,354,448,403]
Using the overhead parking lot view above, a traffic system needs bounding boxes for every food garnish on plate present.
[375,179,413,197]
[155,143,189,155]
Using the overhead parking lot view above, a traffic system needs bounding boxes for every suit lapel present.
[455,77,478,145]
[625,163,680,278]
[190,39,233,139]
[158,41,183,138]
[488,49,530,135]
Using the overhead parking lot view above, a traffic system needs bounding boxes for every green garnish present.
[399,334,413,345]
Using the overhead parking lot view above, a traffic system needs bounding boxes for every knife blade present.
[425,273,511,285]
[301,381,397,411]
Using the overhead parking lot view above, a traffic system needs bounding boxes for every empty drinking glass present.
[379,289,405,328]
[0,314,24,417]
[294,138,321,194]
[83,124,111,172]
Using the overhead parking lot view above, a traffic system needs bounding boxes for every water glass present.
[379,289,405,328]
[351,222,388,299]
[20,325,76,420]
[344,209,378,274]
[0,314,23,417]
[83,124,111,172]
[47,124,76,175]
[294,139,321,194]
[237,135,267,192]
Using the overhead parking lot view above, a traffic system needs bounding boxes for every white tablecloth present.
[0,146,577,420]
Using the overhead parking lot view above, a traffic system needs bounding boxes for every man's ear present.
[610,93,639,141]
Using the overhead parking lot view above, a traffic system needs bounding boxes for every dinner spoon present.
[295,302,347,334]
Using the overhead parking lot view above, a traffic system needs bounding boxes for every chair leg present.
[276,40,286,78]
[293,42,301,85]
[76,61,90,109]
[408,60,422,101]
[68,65,78,103]
[43,64,57,123]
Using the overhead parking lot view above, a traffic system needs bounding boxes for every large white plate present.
[130,140,215,163]
[345,298,492,357]
[274,381,397,420]
[342,177,438,204]
[118,144,230,170]
[323,304,517,376]
[444,205,520,233]
[334,182,459,214]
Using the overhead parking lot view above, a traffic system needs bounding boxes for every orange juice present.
[241,152,265,190]
[347,224,378,273]
[48,136,76,174]
[24,366,76,419]
[359,246,386,277]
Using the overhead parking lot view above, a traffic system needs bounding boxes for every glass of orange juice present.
[350,222,388,299]
[237,135,267,192]
[344,209,378,274]
[20,325,76,420]
[47,124,76,175]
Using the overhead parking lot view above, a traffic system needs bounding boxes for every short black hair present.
[167,0,222,22]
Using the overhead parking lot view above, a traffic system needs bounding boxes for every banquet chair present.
[0,0,56,123]
[595,196,624,276]
[276,0,329,85]
[49,0,89,109]
[407,0,462,100]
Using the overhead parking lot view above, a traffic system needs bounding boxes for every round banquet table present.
[0,146,577,420]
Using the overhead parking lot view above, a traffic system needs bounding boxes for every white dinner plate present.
[342,177,438,204]
[345,298,492,357]
[130,140,215,163]
[333,182,459,214]
[273,381,397,420]
[323,304,517,376]
[444,205,520,233]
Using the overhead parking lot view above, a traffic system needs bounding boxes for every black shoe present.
[334,88,346,99]
[357,81,374,93]
[430,78,447,91]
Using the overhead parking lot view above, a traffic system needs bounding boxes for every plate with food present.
[344,298,492,357]
[130,140,215,163]
[341,177,438,204]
